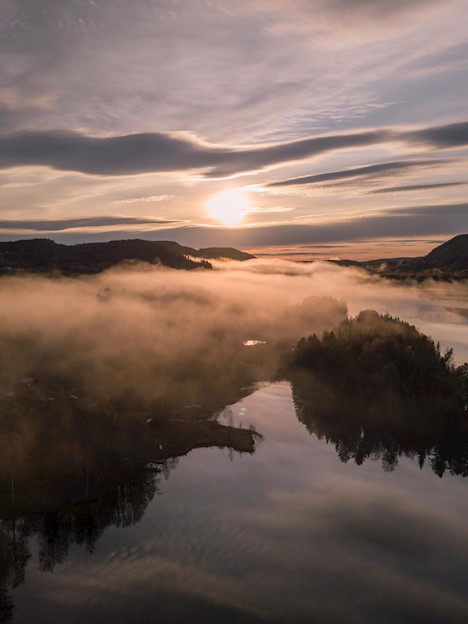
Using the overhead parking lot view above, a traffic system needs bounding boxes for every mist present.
[0,259,466,411]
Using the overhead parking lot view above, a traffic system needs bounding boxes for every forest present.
[290,311,468,475]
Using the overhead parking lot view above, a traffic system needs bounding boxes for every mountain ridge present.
[0,238,255,275]
[333,234,468,281]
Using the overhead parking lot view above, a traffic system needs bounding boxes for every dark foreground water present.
[3,381,467,624]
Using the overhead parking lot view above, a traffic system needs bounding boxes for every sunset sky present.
[1,0,468,259]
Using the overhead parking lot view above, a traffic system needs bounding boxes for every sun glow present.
[208,190,251,226]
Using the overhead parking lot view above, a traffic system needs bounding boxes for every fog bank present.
[0,260,466,409]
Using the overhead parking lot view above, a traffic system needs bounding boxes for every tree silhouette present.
[290,311,468,475]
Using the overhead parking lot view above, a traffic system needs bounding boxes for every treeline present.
[294,310,467,409]
[290,311,468,475]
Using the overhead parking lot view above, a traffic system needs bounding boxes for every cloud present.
[390,203,468,217]
[0,216,181,232]
[369,182,467,194]
[115,195,174,204]
[0,127,387,177]
[0,130,222,176]
[267,159,449,188]
[406,121,468,148]
[1,0,467,150]
[1,121,468,179]
[326,0,432,13]
[223,0,457,42]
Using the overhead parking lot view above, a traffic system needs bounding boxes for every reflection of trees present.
[0,519,30,623]
[7,466,160,574]
[0,380,262,618]
[0,462,167,617]
[290,311,468,476]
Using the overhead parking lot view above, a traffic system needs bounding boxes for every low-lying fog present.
[0,259,466,407]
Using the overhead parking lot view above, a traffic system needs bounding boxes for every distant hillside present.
[425,234,468,269]
[0,239,255,275]
[333,234,468,281]
[197,247,255,261]
[155,241,254,261]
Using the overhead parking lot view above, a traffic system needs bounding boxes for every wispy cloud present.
[369,182,467,194]
[115,195,175,204]
[0,216,182,232]
[267,160,450,188]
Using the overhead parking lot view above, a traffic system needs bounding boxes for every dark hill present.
[153,241,255,261]
[425,234,468,269]
[198,247,255,261]
[0,239,255,275]
[333,234,468,281]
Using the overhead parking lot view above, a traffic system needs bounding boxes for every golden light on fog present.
[208,190,251,226]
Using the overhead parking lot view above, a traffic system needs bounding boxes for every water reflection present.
[0,383,261,621]
[1,380,468,624]
[292,370,468,476]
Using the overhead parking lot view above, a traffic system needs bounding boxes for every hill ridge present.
[333,234,468,281]
[0,238,255,275]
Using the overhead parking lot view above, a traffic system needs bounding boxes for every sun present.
[207,190,251,226]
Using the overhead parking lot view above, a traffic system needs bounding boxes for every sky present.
[0,0,467,259]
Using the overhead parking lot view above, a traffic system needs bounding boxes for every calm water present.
[3,379,467,624]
